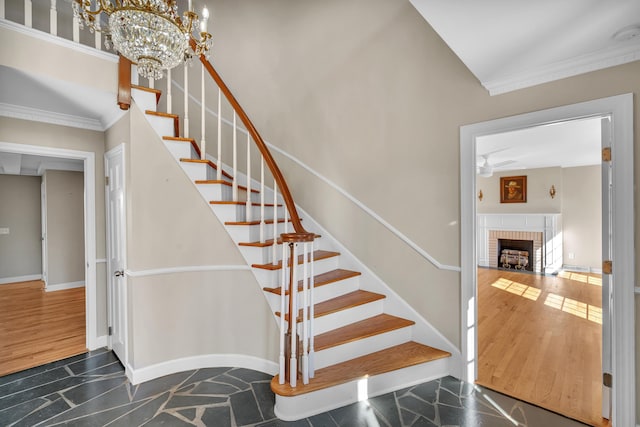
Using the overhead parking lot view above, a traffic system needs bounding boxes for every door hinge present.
[602,147,611,162]
[603,372,612,387]
[108,326,113,336]
[603,260,613,275]
[105,176,110,186]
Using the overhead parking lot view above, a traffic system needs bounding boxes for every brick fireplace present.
[489,230,543,272]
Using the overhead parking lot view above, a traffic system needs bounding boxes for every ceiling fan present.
[476,152,516,177]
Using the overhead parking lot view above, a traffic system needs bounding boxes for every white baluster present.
[284,204,289,234]
[245,133,252,221]
[183,63,189,138]
[72,10,79,43]
[24,0,32,27]
[302,241,309,384]
[278,242,287,384]
[49,0,57,35]
[148,78,154,90]
[309,241,315,378]
[94,22,101,50]
[232,112,238,201]
[166,69,172,114]
[200,65,206,160]
[0,0,5,19]
[272,182,278,265]
[259,159,265,243]
[289,242,298,388]
[216,88,222,181]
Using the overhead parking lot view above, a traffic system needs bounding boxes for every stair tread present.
[253,250,339,271]
[263,269,361,295]
[278,290,385,321]
[180,159,234,180]
[314,313,414,351]
[226,218,293,226]
[163,136,202,158]
[210,201,281,207]
[239,234,321,248]
[271,341,451,397]
[145,110,178,119]
[195,180,260,194]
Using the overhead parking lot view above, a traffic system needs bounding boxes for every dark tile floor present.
[0,349,588,426]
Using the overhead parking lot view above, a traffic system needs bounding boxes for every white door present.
[105,145,127,363]
[600,116,612,420]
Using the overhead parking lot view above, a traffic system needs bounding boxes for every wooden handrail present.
[190,41,308,235]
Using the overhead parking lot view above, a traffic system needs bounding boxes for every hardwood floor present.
[477,267,608,427]
[0,280,86,377]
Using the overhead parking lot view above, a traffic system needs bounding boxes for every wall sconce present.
[549,185,556,199]
[478,190,483,201]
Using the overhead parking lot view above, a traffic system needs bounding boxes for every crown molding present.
[0,102,105,131]
[484,43,640,95]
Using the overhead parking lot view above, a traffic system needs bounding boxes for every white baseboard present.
[127,354,279,385]
[0,274,42,285]
[46,281,85,292]
[562,265,602,274]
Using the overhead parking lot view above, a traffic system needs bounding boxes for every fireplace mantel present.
[477,214,562,274]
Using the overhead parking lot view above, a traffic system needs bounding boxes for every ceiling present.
[476,116,602,174]
[410,0,640,95]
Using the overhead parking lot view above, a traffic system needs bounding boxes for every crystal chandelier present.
[73,0,213,80]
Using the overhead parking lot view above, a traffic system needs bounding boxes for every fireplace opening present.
[498,239,534,272]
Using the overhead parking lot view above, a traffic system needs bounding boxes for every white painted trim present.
[95,335,108,349]
[0,142,100,354]
[0,102,104,132]
[483,44,640,96]
[96,258,107,263]
[171,80,459,272]
[126,354,278,385]
[635,287,640,295]
[45,280,85,292]
[460,94,635,427]
[0,18,118,63]
[0,274,42,284]
[124,265,251,278]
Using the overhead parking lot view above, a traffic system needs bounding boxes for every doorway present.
[460,94,635,426]
[0,141,100,352]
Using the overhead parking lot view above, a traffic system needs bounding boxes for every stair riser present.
[132,89,157,113]
[197,184,259,205]
[313,326,412,370]
[263,275,361,312]
[181,162,219,181]
[226,222,297,243]
[298,299,384,336]
[164,140,198,161]
[210,204,286,223]
[273,357,450,421]
[237,244,283,266]
[146,114,175,138]
[252,257,340,288]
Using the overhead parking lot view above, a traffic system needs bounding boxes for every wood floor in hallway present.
[477,267,609,427]
[0,280,86,377]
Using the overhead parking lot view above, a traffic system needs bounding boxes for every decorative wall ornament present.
[500,175,527,203]
[549,185,556,199]
[478,189,483,201]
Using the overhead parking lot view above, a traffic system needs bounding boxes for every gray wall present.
[0,174,42,281]
[44,170,85,286]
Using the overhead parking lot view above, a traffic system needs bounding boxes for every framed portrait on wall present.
[500,176,527,203]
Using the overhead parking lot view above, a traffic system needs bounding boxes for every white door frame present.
[105,144,128,365]
[0,141,100,350]
[460,94,634,426]
[40,177,48,287]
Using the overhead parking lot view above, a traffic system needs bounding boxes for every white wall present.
[0,174,41,281]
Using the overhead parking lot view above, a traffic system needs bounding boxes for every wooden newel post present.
[117,55,132,111]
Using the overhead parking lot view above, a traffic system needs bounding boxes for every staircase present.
[130,81,452,420]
